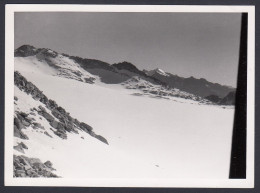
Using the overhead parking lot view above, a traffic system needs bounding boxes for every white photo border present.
[5,4,255,188]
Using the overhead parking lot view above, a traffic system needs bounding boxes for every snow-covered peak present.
[147,68,169,77]
[155,68,169,76]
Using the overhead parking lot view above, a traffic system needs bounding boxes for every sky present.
[14,12,242,87]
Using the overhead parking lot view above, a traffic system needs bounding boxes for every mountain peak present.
[15,45,37,57]
[154,68,169,76]
[147,68,169,77]
[14,45,58,58]
[16,44,36,50]
[112,61,140,73]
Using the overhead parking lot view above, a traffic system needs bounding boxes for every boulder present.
[51,109,62,120]
[44,131,53,138]
[64,123,73,133]
[80,122,93,132]
[19,112,29,119]
[47,99,58,110]
[19,142,28,149]
[38,105,46,112]
[44,161,53,169]
[40,111,55,122]
[30,112,36,116]
[13,154,59,178]
[205,94,221,103]
[95,135,109,145]
[32,122,45,130]
[21,119,31,127]
[14,124,29,140]
[14,117,25,130]
[50,120,66,132]
[13,145,25,153]
[15,169,27,177]
[53,130,67,139]
[13,142,28,153]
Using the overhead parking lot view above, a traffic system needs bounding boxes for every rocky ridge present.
[15,45,235,105]
[15,45,96,84]
[122,76,206,102]
[14,155,58,178]
[13,71,109,177]
[14,71,108,144]
[145,69,236,99]
[205,91,236,105]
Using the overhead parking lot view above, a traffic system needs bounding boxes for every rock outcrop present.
[13,142,28,154]
[205,95,222,103]
[219,91,236,105]
[13,155,58,178]
[15,45,235,104]
[14,71,108,144]
[205,91,236,105]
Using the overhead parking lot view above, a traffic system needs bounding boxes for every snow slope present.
[14,57,235,179]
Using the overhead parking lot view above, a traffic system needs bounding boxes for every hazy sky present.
[15,12,241,87]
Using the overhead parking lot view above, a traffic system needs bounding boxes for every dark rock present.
[53,130,67,139]
[69,55,113,71]
[72,71,82,77]
[19,112,29,119]
[38,105,46,112]
[80,122,93,132]
[14,123,29,140]
[219,91,236,105]
[40,111,55,122]
[21,119,31,127]
[26,117,36,122]
[84,77,95,84]
[13,155,59,178]
[16,112,33,127]
[32,122,45,130]
[26,169,38,177]
[64,123,73,133]
[30,112,36,116]
[14,142,29,153]
[51,109,62,120]
[14,145,25,153]
[32,162,45,171]
[74,119,80,127]
[14,96,18,101]
[14,45,37,57]
[94,135,109,145]
[44,131,53,138]
[44,161,53,168]
[56,106,66,115]
[14,117,25,130]
[36,48,58,58]
[112,61,141,74]
[47,100,58,110]
[15,169,27,177]
[50,120,58,129]
[20,142,28,149]
[205,95,222,103]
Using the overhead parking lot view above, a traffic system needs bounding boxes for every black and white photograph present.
[4,5,255,187]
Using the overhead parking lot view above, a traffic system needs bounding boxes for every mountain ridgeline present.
[15,45,236,105]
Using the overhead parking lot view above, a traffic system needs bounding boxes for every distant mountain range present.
[15,45,236,105]
[145,68,235,98]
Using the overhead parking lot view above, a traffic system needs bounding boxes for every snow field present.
[14,58,235,179]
